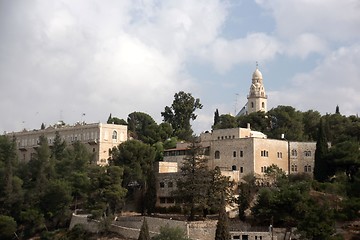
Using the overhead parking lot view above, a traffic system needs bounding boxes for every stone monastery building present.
[6,122,127,166]
[156,66,316,207]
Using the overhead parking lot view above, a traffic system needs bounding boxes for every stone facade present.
[6,122,127,166]
[157,126,316,207]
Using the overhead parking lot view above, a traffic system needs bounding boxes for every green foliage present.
[163,137,178,150]
[107,113,127,125]
[212,114,237,130]
[207,167,235,213]
[267,105,304,140]
[327,141,360,181]
[237,111,270,133]
[152,225,189,240]
[213,108,220,127]
[40,179,72,227]
[314,118,330,182]
[87,166,127,216]
[215,200,230,240]
[64,224,91,240]
[161,91,203,141]
[0,215,17,240]
[302,110,321,141]
[128,112,161,144]
[111,140,155,188]
[138,218,150,240]
[252,180,311,227]
[297,201,335,240]
[175,139,212,220]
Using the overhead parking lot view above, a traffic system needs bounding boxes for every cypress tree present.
[215,198,230,240]
[314,118,329,182]
[214,109,220,128]
[138,217,150,240]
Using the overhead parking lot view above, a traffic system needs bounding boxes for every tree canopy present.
[161,91,203,141]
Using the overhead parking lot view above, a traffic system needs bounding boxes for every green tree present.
[111,140,155,189]
[314,118,330,182]
[267,105,304,140]
[302,110,321,141]
[107,113,127,125]
[175,139,211,220]
[51,131,66,161]
[237,111,270,133]
[215,199,230,240]
[39,179,72,228]
[212,114,237,130]
[128,112,160,144]
[152,225,189,240]
[144,169,157,215]
[86,166,127,217]
[327,141,360,182]
[213,109,220,128]
[0,215,17,240]
[207,167,234,214]
[297,201,335,240]
[238,174,257,221]
[0,136,24,218]
[161,91,203,141]
[138,217,150,240]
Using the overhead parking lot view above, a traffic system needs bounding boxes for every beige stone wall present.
[253,138,289,175]
[7,122,127,165]
[208,138,255,178]
[155,172,181,206]
[156,162,178,173]
[289,141,316,174]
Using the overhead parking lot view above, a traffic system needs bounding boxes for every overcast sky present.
[1,0,360,134]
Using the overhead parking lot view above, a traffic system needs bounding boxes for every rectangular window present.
[233,151,237,157]
[240,150,243,157]
[240,167,243,173]
[160,182,165,188]
[233,236,240,240]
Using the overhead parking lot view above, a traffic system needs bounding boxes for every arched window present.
[251,102,254,108]
[232,165,237,171]
[233,151,237,157]
[291,149,297,157]
[112,130,118,140]
[262,102,265,108]
[215,151,220,159]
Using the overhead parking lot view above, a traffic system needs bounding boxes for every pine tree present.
[314,118,329,182]
[138,217,150,240]
[175,138,211,221]
[215,197,230,240]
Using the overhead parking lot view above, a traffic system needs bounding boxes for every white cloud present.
[0,0,228,132]
[256,0,360,42]
[198,33,281,73]
[286,33,328,59]
[271,44,360,115]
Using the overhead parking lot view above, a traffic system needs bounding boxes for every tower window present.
[262,102,265,108]
[251,102,254,108]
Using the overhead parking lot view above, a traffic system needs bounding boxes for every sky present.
[1,0,360,134]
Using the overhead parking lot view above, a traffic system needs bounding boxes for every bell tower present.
[246,64,267,114]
